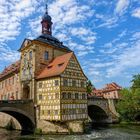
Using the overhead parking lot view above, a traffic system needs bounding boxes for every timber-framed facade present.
[0,4,88,122]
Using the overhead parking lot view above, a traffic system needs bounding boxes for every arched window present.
[29,51,32,59]
[44,51,49,60]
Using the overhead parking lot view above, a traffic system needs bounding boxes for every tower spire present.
[41,2,53,35]
[45,3,48,14]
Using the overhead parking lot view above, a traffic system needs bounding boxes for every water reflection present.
[0,124,140,140]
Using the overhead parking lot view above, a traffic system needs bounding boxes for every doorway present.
[23,85,30,99]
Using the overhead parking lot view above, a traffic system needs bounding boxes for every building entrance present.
[23,85,30,99]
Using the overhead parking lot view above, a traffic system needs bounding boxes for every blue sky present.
[0,0,140,88]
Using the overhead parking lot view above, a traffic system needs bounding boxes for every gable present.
[62,53,87,80]
[18,39,32,52]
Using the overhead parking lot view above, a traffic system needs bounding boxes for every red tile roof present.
[0,60,20,80]
[102,82,122,93]
[91,82,122,97]
[37,52,73,79]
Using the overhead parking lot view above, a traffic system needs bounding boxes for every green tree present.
[117,88,140,121]
[86,80,94,95]
[131,74,140,89]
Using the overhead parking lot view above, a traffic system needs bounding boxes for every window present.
[29,51,32,59]
[72,80,76,87]
[55,80,59,86]
[68,92,71,99]
[48,110,51,115]
[23,69,26,76]
[44,51,49,60]
[47,65,53,69]
[63,79,68,86]
[55,93,59,99]
[62,92,67,99]
[39,82,42,88]
[9,79,11,85]
[2,82,4,88]
[58,63,64,67]
[24,54,27,64]
[8,93,10,100]
[42,110,44,115]
[29,67,32,75]
[82,93,86,99]
[5,80,7,87]
[12,77,14,85]
[81,81,84,87]
[75,93,79,99]
[16,91,18,100]
[39,95,42,100]
[54,110,58,115]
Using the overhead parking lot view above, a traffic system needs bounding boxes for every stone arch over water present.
[0,107,35,133]
[88,105,109,123]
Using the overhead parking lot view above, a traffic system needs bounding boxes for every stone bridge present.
[0,98,119,132]
[88,97,119,123]
[0,100,35,132]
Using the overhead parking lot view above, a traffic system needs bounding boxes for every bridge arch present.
[88,105,109,123]
[0,107,35,133]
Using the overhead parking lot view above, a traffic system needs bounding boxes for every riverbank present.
[120,121,140,125]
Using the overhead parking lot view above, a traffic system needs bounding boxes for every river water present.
[0,124,140,140]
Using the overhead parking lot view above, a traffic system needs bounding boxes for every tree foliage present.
[131,74,140,91]
[117,74,140,121]
[86,80,94,95]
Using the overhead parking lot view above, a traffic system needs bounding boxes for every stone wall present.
[0,113,21,129]
[37,120,84,134]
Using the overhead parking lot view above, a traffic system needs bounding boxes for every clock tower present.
[19,3,70,102]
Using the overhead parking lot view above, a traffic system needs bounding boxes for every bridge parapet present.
[0,99,33,104]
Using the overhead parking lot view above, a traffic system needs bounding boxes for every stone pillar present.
[67,121,84,133]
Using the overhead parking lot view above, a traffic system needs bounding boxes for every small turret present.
[41,4,53,35]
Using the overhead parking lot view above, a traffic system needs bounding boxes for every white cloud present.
[26,0,96,58]
[67,41,95,57]
[0,0,38,42]
[107,40,140,77]
[0,44,19,62]
[97,16,119,29]
[115,0,129,15]
[90,62,114,68]
[131,32,140,40]
[95,0,129,29]
[118,30,127,38]
[49,0,94,26]
[132,8,140,19]
[70,27,96,44]
[27,16,42,39]
[0,0,41,63]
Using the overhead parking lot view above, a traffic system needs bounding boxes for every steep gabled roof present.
[37,52,73,79]
[0,60,20,80]
[103,82,122,92]
[91,82,122,97]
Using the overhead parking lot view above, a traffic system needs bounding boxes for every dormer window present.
[58,63,64,67]
[47,65,53,69]
[44,51,49,60]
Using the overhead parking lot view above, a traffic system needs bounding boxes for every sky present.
[0,0,140,88]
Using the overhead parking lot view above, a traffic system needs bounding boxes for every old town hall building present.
[0,5,88,122]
